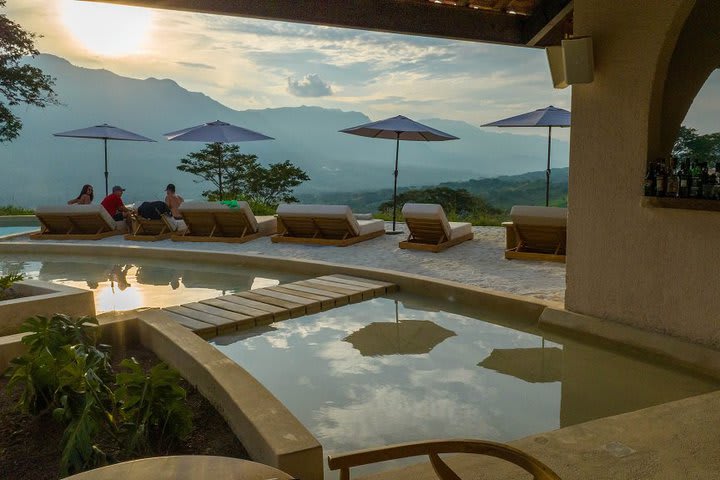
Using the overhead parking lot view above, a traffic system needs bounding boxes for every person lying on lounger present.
[67,184,94,205]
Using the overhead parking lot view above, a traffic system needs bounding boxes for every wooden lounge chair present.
[328,438,561,480]
[30,205,126,240]
[503,205,567,263]
[125,213,182,242]
[399,203,473,252]
[171,201,276,243]
[272,204,385,246]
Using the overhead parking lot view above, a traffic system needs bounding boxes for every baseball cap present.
[112,185,126,192]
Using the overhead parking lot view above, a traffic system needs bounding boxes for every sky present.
[4,0,718,138]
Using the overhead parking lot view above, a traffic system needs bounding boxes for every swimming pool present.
[0,254,307,313]
[213,294,720,476]
[0,226,38,237]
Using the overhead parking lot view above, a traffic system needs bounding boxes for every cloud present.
[176,61,215,70]
[287,74,333,97]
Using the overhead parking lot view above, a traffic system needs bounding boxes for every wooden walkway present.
[161,274,398,338]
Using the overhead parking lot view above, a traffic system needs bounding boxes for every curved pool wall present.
[0,216,40,239]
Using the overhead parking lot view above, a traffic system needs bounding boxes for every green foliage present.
[672,126,720,164]
[115,358,191,454]
[4,314,192,476]
[0,271,22,291]
[0,0,58,142]
[244,159,310,204]
[376,187,507,225]
[0,204,34,215]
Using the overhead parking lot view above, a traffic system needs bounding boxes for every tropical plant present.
[0,205,34,215]
[672,125,720,164]
[115,358,192,454]
[0,0,58,142]
[244,159,310,204]
[0,271,23,291]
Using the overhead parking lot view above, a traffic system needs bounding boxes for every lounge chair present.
[125,213,181,242]
[328,438,561,479]
[272,204,385,246]
[171,201,276,243]
[30,205,126,240]
[398,203,473,252]
[503,205,567,262]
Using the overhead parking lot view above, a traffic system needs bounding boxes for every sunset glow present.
[59,0,154,56]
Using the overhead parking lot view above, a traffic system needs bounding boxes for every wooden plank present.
[251,288,322,315]
[277,284,349,307]
[321,275,396,294]
[219,295,291,321]
[165,306,238,334]
[270,286,336,310]
[201,298,273,324]
[180,302,255,330]
[160,310,217,338]
[298,280,366,303]
[235,291,307,317]
[303,278,374,299]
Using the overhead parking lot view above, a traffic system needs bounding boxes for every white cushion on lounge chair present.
[401,203,453,239]
[356,219,385,235]
[448,221,472,240]
[179,201,258,231]
[277,204,364,236]
[510,206,567,227]
[36,204,120,231]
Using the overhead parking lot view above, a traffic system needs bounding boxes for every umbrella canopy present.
[164,120,274,142]
[343,319,456,356]
[54,124,155,196]
[478,347,563,383]
[340,115,458,233]
[482,106,570,207]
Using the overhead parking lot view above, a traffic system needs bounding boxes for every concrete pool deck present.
[1,224,566,304]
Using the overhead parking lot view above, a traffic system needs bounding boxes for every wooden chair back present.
[278,216,356,240]
[38,212,113,235]
[514,224,567,255]
[405,218,447,245]
[183,210,255,238]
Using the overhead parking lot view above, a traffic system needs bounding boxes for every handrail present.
[327,438,561,480]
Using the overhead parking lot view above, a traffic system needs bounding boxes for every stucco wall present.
[566,0,720,346]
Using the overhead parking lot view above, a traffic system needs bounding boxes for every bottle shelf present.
[642,196,720,212]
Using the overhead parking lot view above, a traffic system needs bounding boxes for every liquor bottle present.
[689,160,702,198]
[666,157,679,198]
[654,158,666,197]
[679,160,690,198]
[644,161,656,196]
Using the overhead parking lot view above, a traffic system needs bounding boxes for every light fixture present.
[546,36,595,89]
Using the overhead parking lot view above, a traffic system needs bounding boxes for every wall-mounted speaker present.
[546,37,594,89]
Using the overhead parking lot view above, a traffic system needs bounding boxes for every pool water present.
[0,226,37,237]
[0,254,306,313]
[213,295,720,475]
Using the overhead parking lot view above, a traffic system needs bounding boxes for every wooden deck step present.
[161,275,398,338]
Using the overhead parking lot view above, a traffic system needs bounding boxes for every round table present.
[64,455,294,480]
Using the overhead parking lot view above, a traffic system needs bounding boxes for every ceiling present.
[88,0,573,47]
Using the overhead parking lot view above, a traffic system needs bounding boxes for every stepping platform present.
[161,274,397,339]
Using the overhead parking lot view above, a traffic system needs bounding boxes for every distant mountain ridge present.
[1,54,569,207]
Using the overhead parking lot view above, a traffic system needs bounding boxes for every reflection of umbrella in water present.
[478,346,563,383]
[136,266,181,289]
[180,269,254,295]
[344,301,456,356]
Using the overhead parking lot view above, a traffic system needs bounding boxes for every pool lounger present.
[271,204,385,247]
[172,201,276,244]
[398,203,473,253]
[31,205,126,240]
[125,214,181,242]
[503,205,567,263]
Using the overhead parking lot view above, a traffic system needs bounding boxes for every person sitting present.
[67,184,94,205]
[101,185,132,228]
[164,183,184,219]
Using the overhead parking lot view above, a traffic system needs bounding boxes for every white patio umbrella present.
[482,106,570,207]
[340,115,459,234]
[164,120,274,199]
[53,124,156,196]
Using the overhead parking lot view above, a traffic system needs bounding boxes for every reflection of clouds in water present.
[408,368,498,396]
[317,340,381,376]
[314,384,500,451]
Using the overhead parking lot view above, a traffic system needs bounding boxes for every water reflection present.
[478,345,563,383]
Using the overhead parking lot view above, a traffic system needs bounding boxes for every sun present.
[59,0,154,56]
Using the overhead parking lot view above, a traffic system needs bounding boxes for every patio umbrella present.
[340,115,459,234]
[53,124,156,196]
[478,346,563,383]
[482,106,571,207]
[343,301,456,356]
[164,120,274,199]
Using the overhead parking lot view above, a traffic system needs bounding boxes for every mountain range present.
[1,54,569,207]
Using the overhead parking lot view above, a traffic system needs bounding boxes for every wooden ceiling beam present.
[86,0,529,46]
[522,0,573,46]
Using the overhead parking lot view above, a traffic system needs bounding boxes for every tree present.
[378,186,501,216]
[672,125,720,164]
[244,160,310,204]
[176,143,255,200]
[176,143,310,203]
[0,0,57,142]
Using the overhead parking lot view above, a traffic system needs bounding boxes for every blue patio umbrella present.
[340,115,459,234]
[53,124,156,196]
[482,106,571,206]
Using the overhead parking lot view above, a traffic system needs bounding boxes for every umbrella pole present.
[545,126,552,207]
[391,133,400,233]
[104,138,109,197]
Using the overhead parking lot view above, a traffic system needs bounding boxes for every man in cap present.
[101,185,132,229]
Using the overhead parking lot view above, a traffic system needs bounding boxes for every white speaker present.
[546,36,594,89]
